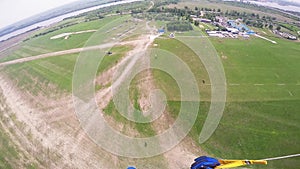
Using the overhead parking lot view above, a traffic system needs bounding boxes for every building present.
[169,33,175,38]
[192,18,211,23]
[226,28,239,34]
[200,18,212,23]
[206,31,225,38]
[273,30,298,40]
[158,29,165,34]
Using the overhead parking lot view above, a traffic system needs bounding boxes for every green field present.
[2,15,138,94]
[212,37,300,101]
[4,44,131,95]
[0,15,134,63]
[207,37,300,169]
[153,36,211,101]
[151,30,300,168]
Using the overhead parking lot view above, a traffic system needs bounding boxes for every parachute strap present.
[261,153,300,161]
[215,159,267,168]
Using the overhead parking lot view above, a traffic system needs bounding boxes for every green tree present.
[276,26,281,31]
[268,24,273,30]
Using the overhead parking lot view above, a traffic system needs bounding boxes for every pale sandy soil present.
[50,30,98,40]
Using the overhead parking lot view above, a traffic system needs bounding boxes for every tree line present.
[167,21,193,31]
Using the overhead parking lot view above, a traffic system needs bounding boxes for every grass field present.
[1,15,138,94]
[153,36,211,101]
[4,54,78,94]
[211,37,300,101]
[205,37,300,169]
[3,44,131,95]
[26,16,120,52]
[0,15,133,63]
[151,30,300,168]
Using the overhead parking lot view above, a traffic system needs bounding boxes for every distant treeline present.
[26,22,79,41]
[223,1,300,21]
[167,21,193,32]
[153,0,179,8]
[148,2,299,32]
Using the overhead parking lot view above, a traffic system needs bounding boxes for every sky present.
[0,0,79,29]
[286,0,300,2]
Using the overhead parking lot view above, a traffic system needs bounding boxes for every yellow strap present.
[215,160,267,168]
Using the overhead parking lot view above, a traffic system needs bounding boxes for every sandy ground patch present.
[50,30,97,40]
[0,74,115,168]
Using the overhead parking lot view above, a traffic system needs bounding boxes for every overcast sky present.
[286,0,300,2]
[0,0,79,29]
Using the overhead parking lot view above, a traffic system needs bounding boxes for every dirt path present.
[50,30,98,40]
[0,40,141,66]
[0,75,117,168]
[0,88,41,168]
[0,43,113,66]
[254,34,277,44]
[147,1,155,11]
[93,22,203,168]
[134,57,201,168]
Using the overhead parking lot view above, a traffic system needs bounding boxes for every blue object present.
[158,29,165,33]
[191,156,220,169]
[227,20,251,32]
[127,167,136,169]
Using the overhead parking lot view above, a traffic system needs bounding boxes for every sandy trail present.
[0,43,114,66]
[0,40,141,66]
[147,1,155,11]
[254,34,277,44]
[50,30,98,40]
[95,21,160,111]
[0,74,117,168]
[93,22,202,168]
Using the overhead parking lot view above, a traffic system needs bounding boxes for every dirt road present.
[0,40,142,66]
